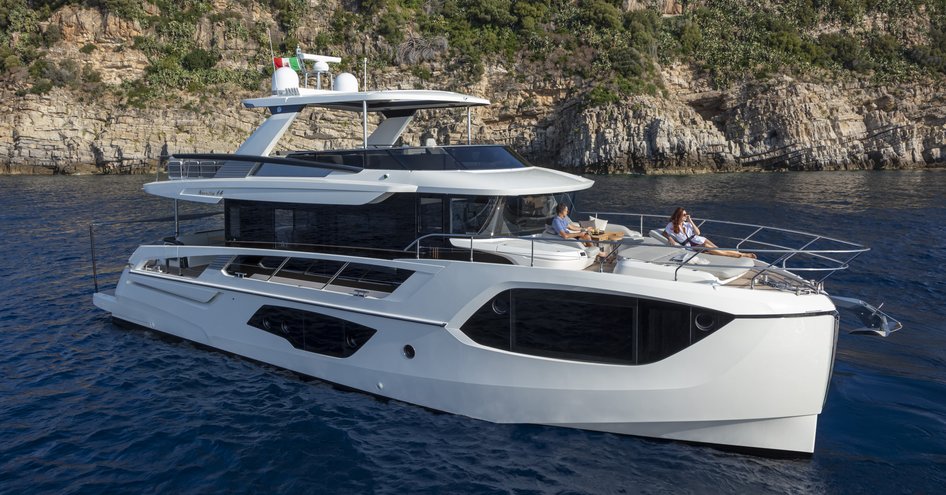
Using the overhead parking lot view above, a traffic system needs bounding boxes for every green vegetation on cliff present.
[1,0,945,106]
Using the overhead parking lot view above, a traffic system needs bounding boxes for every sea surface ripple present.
[1,171,944,494]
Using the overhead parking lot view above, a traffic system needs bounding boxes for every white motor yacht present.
[92,52,900,454]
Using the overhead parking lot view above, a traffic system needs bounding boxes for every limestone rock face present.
[46,6,150,85]
[522,66,946,174]
[0,88,259,174]
[2,7,944,175]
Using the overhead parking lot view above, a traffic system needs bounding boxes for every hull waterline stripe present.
[128,270,448,328]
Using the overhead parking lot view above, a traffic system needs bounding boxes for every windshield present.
[449,196,499,234]
[496,193,576,236]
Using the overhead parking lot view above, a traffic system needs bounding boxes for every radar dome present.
[334,72,358,92]
[271,67,300,95]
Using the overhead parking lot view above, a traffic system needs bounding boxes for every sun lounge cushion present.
[617,244,755,280]
[649,229,670,245]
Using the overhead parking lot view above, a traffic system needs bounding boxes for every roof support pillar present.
[363,100,369,149]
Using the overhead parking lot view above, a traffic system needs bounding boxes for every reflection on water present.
[582,169,946,215]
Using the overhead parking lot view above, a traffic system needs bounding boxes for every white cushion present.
[649,229,670,245]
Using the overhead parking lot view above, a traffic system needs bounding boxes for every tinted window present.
[248,305,376,357]
[462,289,636,364]
[511,290,635,364]
[254,163,333,177]
[444,146,530,170]
[418,196,444,235]
[225,195,417,251]
[449,196,496,234]
[388,147,456,170]
[638,300,691,364]
[461,289,733,365]
[498,194,570,235]
[289,146,528,170]
[227,202,274,244]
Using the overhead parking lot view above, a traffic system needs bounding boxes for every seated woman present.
[664,207,757,259]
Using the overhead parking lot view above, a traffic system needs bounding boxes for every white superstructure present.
[92,54,900,455]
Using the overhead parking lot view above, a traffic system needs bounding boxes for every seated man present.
[551,205,605,258]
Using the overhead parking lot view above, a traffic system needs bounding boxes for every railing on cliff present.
[734,123,914,170]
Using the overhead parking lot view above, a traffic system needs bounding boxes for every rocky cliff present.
[1,4,944,175]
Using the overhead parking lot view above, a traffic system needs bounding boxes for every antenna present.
[294,50,341,90]
[363,57,368,91]
[295,45,308,87]
[268,29,276,71]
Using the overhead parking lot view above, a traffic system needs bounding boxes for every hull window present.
[248,305,376,357]
[460,289,733,365]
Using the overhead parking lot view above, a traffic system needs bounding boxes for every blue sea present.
[1,171,944,494]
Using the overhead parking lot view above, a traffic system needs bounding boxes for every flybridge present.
[236,47,490,156]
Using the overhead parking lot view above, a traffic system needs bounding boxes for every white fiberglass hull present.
[94,248,837,454]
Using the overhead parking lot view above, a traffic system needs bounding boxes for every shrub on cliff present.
[910,25,946,74]
[86,0,145,21]
[181,48,218,71]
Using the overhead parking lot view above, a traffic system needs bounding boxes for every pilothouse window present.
[449,197,497,234]
[499,194,571,235]
[225,196,416,252]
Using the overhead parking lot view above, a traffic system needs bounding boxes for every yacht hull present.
[94,251,838,454]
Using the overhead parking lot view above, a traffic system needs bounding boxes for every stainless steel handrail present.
[586,211,868,287]
[405,212,868,291]
[112,212,867,295]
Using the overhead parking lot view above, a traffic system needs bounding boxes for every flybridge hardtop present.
[144,157,594,204]
[226,55,492,157]
[94,48,901,456]
[242,89,490,112]
[146,53,590,205]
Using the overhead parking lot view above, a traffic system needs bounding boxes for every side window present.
[226,201,274,244]
[248,305,377,358]
[510,290,635,364]
[638,300,691,364]
[460,289,733,365]
[224,196,418,251]
[449,197,496,234]
[227,204,241,239]
[275,208,293,245]
[500,195,557,235]
[418,196,444,235]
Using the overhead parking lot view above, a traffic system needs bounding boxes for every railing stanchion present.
[90,223,99,293]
